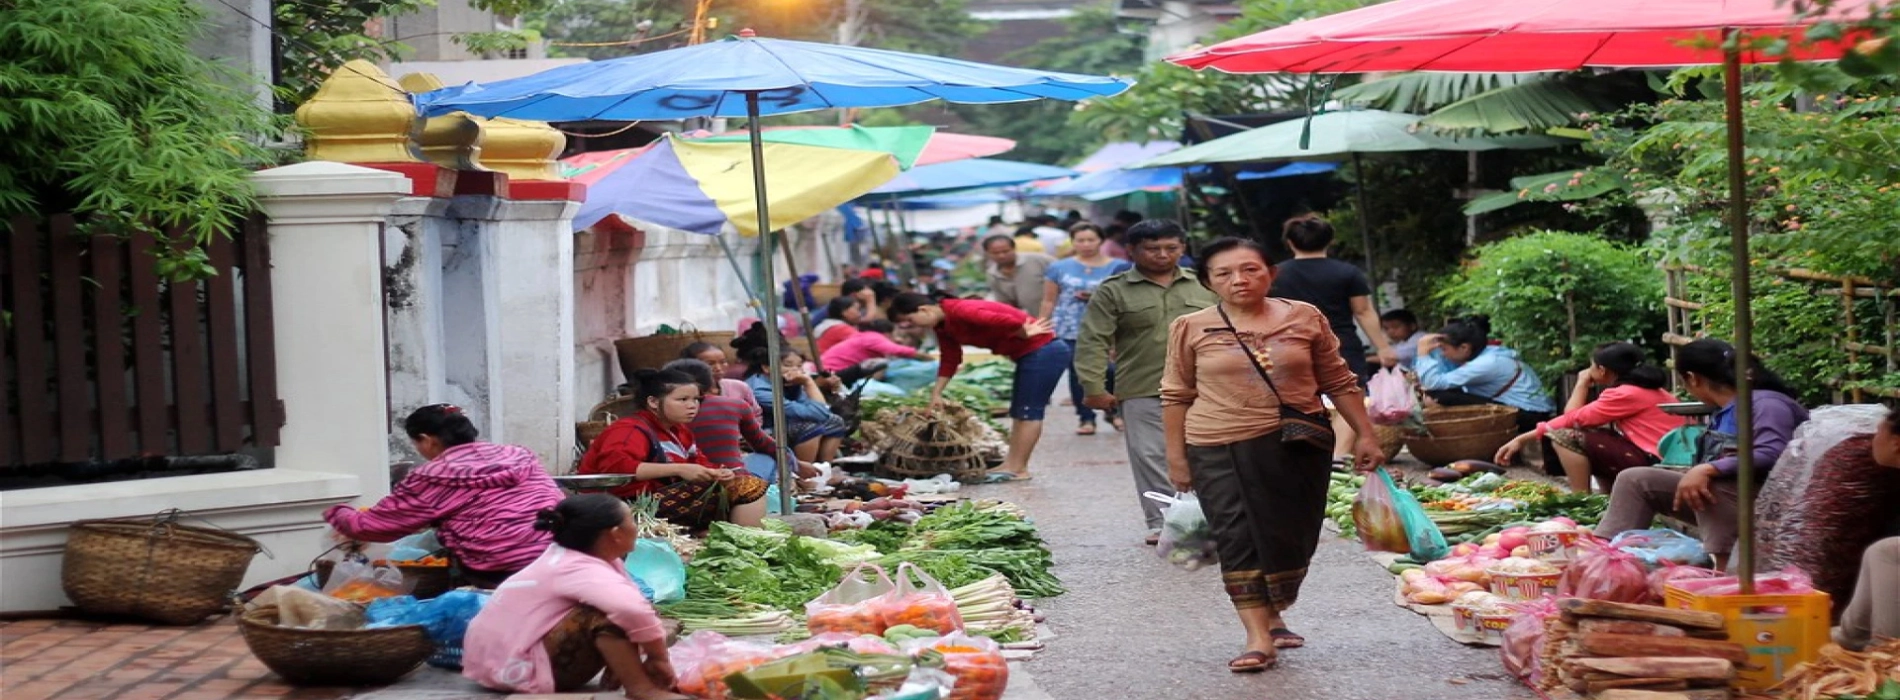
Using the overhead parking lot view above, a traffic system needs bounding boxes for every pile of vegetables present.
[878,502,1065,599]
[1326,472,1610,546]
[683,521,879,611]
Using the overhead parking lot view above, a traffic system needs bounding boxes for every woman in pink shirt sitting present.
[820,319,933,371]
[1496,342,1684,493]
[462,494,689,700]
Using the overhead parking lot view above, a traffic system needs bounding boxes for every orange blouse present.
[1160,299,1364,446]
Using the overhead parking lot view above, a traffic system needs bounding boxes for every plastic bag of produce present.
[1756,404,1888,571]
[1368,368,1416,425]
[909,632,1007,700]
[870,667,958,700]
[1648,563,1726,601]
[672,631,782,699]
[1355,468,1445,559]
[1559,539,1653,604]
[251,586,364,630]
[1609,528,1710,567]
[322,558,410,603]
[626,538,687,605]
[1144,492,1218,570]
[1670,566,1816,596]
[884,563,964,635]
[807,562,897,636]
[364,589,489,655]
[1499,597,1562,684]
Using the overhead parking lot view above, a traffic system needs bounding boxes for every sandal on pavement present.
[1077,421,1097,436]
[1270,628,1305,649]
[1228,650,1276,673]
[1109,415,1125,431]
[1144,530,1161,546]
[982,471,1034,484]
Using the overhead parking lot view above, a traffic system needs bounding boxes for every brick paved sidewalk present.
[0,618,603,700]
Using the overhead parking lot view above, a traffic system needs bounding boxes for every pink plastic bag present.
[670,631,781,699]
[1499,597,1562,684]
[1671,567,1816,597]
[1368,368,1416,425]
[1648,563,1726,601]
[1560,539,1653,604]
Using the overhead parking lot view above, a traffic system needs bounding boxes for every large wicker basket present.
[238,605,433,686]
[1404,429,1517,466]
[575,395,640,453]
[874,409,991,483]
[62,515,262,625]
[1372,424,1406,462]
[1418,404,1519,438]
[613,327,735,377]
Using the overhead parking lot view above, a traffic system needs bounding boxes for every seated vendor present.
[579,368,768,529]
[1593,338,1810,570]
[324,404,561,589]
[814,296,864,356]
[680,342,759,419]
[1496,342,1684,493]
[462,494,690,700]
[820,319,933,372]
[663,358,816,483]
[1415,315,1555,434]
[1837,404,1900,650]
[736,327,849,465]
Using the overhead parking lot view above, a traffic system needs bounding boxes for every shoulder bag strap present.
[1489,361,1524,400]
[1214,304,1287,404]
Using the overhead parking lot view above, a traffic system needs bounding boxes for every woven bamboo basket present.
[1404,429,1517,466]
[1418,404,1519,438]
[62,515,261,625]
[238,606,433,686]
[874,409,990,483]
[613,328,735,377]
[575,395,640,452]
[809,282,843,304]
[1373,424,1406,462]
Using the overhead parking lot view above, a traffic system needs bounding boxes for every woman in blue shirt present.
[1038,223,1132,435]
[1415,316,1555,435]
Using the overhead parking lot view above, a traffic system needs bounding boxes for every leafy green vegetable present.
[684,522,845,610]
[831,521,910,554]
[889,503,1065,598]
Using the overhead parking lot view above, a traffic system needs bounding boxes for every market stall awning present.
[1136,109,1564,167]
[865,158,1078,198]
[1071,141,1183,173]
[1032,166,1183,198]
[573,136,898,235]
[1232,161,1342,180]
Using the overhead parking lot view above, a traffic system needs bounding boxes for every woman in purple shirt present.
[1594,338,1809,569]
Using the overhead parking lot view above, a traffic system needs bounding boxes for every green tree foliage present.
[1069,0,1372,142]
[0,0,283,278]
[945,5,1147,165]
[532,0,691,60]
[1434,231,1665,386]
[533,0,985,60]
[276,0,557,106]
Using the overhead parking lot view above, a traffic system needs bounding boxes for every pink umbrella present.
[1161,0,1873,590]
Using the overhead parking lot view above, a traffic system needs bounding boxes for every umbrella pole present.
[776,227,827,373]
[745,92,797,517]
[715,236,764,312]
[1352,153,1378,280]
[1722,39,1756,593]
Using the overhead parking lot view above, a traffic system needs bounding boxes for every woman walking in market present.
[578,368,769,529]
[1161,237,1385,672]
[888,291,1068,482]
[1494,342,1684,493]
[1038,222,1132,435]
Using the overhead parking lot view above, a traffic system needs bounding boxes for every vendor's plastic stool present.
[1663,586,1832,690]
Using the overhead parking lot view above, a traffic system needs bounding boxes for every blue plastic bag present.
[1610,528,1711,567]
[881,359,942,393]
[388,531,441,562]
[364,589,489,643]
[625,539,686,604]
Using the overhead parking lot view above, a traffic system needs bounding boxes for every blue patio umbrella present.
[1034,166,1183,199]
[413,29,1131,510]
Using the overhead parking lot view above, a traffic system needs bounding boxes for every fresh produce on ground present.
[684,522,849,611]
[914,634,1009,700]
[630,494,699,558]
[947,574,1034,642]
[879,502,1065,598]
[659,600,798,637]
[1492,557,1560,574]
[1770,639,1900,700]
[1560,539,1654,604]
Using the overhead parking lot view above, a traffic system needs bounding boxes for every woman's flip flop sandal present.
[1228,650,1276,673]
[1270,628,1306,649]
[982,472,1033,484]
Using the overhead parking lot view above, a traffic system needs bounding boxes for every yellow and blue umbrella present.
[572,136,898,236]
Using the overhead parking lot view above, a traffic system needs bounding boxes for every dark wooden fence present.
[2,214,282,467]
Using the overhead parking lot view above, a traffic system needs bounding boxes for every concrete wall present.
[191,0,273,111]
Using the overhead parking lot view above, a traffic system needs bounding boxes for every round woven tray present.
[62,517,261,625]
[874,410,990,483]
[238,606,433,686]
[1404,429,1516,466]
[1419,404,1519,438]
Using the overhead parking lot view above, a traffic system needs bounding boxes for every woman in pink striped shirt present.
[1495,342,1685,493]
[325,404,563,588]
[819,319,933,371]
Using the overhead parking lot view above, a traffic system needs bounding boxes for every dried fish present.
[1770,639,1900,700]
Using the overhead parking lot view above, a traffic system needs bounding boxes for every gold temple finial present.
[480,117,566,181]
[295,60,424,164]
[397,72,486,171]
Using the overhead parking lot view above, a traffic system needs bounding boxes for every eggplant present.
[1429,467,1467,482]
[1449,459,1507,475]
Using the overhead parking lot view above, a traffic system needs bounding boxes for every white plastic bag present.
[1144,492,1217,570]
[806,561,896,636]
[1368,368,1417,425]
[321,558,410,603]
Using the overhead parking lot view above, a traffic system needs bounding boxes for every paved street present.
[1,420,1535,700]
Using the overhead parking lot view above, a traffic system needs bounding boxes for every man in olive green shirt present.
[1074,221,1217,541]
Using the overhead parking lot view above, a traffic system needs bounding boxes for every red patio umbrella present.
[1166,0,1876,590]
